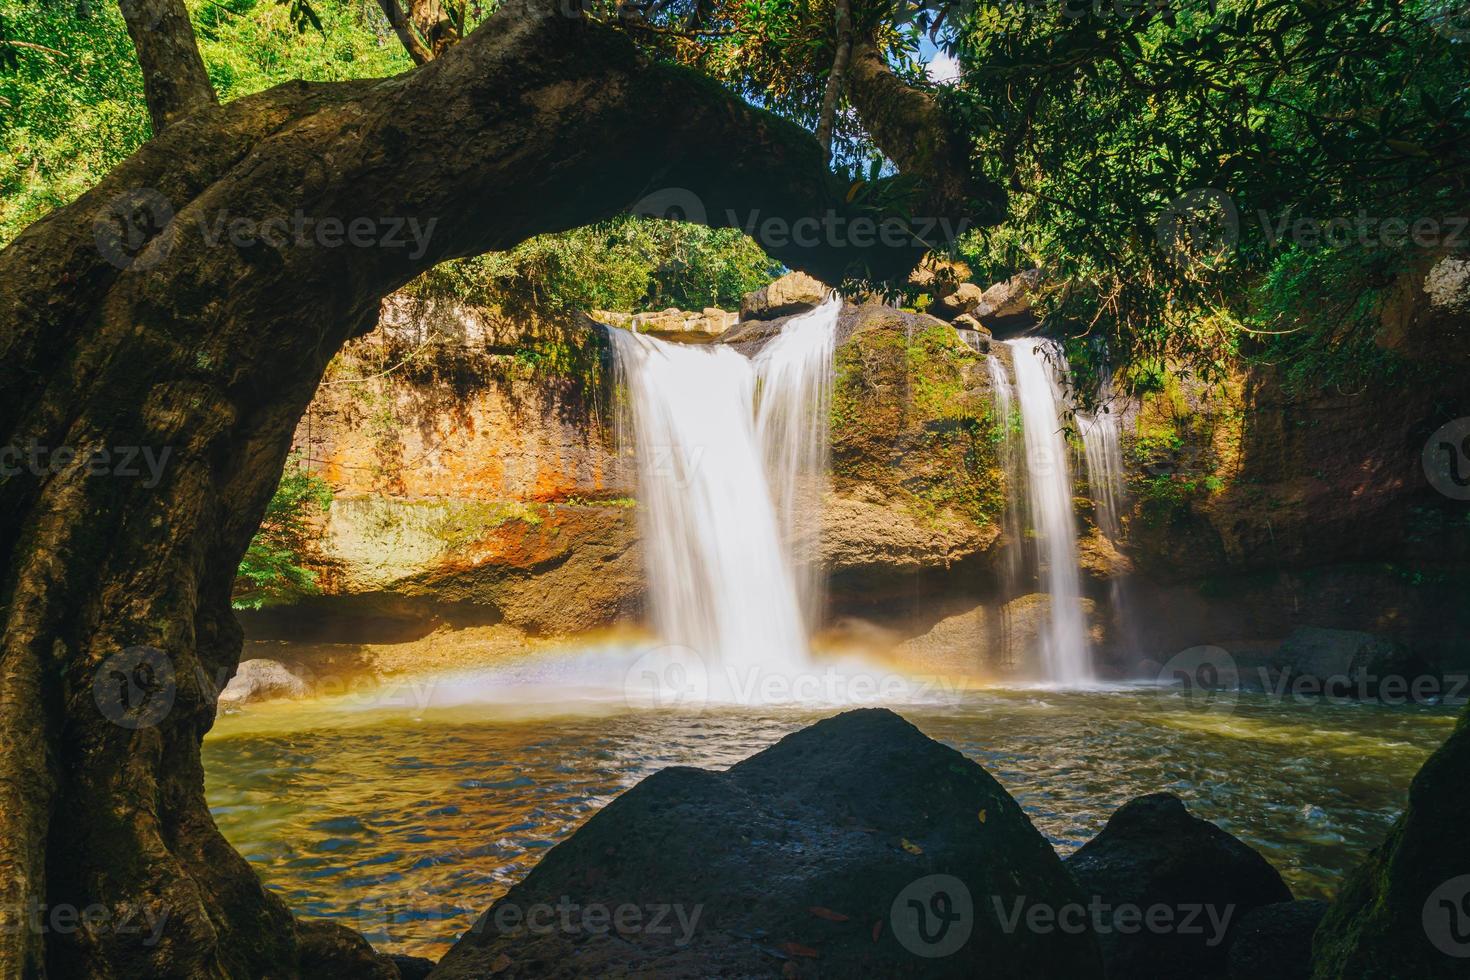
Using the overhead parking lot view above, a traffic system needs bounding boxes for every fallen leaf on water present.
[978,809,988,824]
[780,942,819,959]
[871,920,883,942]
[900,838,923,855]
[489,953,513,974]
[808,906,850,922]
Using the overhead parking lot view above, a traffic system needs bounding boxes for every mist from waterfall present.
[1003,338,1094,684]
[608,298,840,683]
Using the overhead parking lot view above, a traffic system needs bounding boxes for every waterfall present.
[1005,338,1094,684]
[986,354,1025,602]
[754,298,839,628]
[1077,383,1135,655]
[608,298,839,683]
[1078,400,1125,542]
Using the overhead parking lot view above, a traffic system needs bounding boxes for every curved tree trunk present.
[117,0,218,132]
[0,2,988,976]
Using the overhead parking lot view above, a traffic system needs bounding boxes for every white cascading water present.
[1078,399,1125,542]
[986,354,1026,600]
[1005,338,1094,684]
[754,298,840,628]
[608,297,840,689]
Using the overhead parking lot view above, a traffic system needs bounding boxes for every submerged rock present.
[1226,899,1327,980]
[218,658,308,707]
[1268,627,1431,699]
[1064,793,1292,979]
[431,708,1102,978]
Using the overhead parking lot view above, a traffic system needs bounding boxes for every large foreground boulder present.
[1312,716,1470,978]
[1064,793,1293,979]
[431,708,1102,978]
[1226,900,1328,980]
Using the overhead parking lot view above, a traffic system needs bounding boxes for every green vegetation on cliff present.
[831,313,1003,529]
[233,457,333,609]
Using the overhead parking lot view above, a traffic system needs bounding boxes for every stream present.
[203,660,1456,959]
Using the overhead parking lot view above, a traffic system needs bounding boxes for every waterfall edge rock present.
[429,708,1103,979]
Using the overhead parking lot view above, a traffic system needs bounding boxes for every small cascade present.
[1078,399,1126,541]
[754,297,841,627]
[986,355,1026,600]
[1003,338,1094,684]
[1077,383,1135,654]
[607,298,840,681]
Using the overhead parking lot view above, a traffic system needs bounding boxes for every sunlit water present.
[203,651,1457,960]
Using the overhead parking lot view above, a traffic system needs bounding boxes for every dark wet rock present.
[296,920,400,979]
[431,708,1102,979]
[1312,716,1470,979]
[1226,900,1328,980]
[1064,792,1293,979]
[388,952,438,979]
[1267,627,1432,699]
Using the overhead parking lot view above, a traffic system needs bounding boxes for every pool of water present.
[203,651,1458,960]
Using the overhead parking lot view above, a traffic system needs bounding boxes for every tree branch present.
[814,0,852,161]
[408,0,461,58]
[375,0,436,65]
[116,0,217,134]
[845,33,1003,221]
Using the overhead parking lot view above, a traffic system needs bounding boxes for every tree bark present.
[814,0,852,161]
[846,34,1001,221]
[375,0,436,65]
[408,0,462,58]
[0,1,992,975]
[117,0,218,133]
